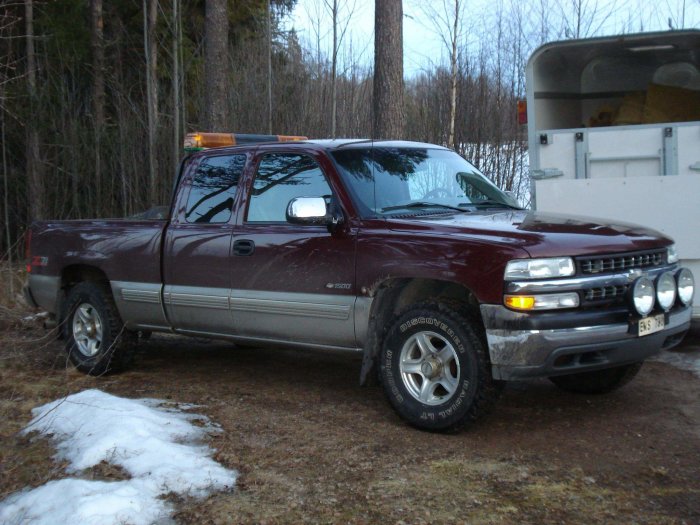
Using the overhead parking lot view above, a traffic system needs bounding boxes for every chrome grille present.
[578,249,666,275]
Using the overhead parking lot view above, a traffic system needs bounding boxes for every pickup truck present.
[24,137,695,431]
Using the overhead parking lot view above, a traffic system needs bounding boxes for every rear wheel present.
[379,301,499,432]
[549,362,643,394]
[63,282,135,375]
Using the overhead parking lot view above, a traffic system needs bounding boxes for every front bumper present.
[481,304,692,380]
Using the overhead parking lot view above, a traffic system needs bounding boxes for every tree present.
[25,0,44,221]
[172,0,182,177]
[323,0,356,138]
[420,0,466,149]
[91,0,105,206]
[144,0,158,205]
[204,0,229,130]
[419,0,468,149]
[373,0,404,139]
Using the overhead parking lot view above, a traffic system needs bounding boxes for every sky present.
[285,0,700,77]
[285,0,447,76]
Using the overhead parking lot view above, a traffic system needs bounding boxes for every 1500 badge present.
[326,283,351,290]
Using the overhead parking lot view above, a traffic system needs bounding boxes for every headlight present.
[667,244,679,264]
[630,276,655,316]
[655,272,676,311]
[676,268,695,306]
[504,292,580,311]
[504,257,575,280]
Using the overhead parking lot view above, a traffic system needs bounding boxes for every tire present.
[378,301,499,432]
[549,362,643,394]
[62,282,135,375]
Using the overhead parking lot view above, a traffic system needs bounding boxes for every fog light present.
[655,272,676,311]
[631,276,655,316]
[676,268,695,306]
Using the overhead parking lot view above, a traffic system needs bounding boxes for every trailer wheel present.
[379,301,498,432]
[63,282,135,375]
[549,362,643,394]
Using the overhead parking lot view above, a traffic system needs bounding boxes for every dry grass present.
[1,273,700,523]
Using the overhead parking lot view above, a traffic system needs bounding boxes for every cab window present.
[247,153,332,223]
[185,154,246,224]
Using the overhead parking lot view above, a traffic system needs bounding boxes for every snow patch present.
[653,350,700,378]
[0,389,237,525]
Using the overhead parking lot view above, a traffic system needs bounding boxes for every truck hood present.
[387,210,672,258]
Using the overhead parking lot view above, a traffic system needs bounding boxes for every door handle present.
[233,239,255,256]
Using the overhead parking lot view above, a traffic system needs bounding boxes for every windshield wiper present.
[381,202,468,213]
[466,199,522,210]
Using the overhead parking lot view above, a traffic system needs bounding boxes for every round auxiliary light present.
[676,268,695,306]
[656,272,676,311]
[631,276,655,316]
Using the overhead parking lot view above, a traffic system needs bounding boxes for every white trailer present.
[526,30,700,318]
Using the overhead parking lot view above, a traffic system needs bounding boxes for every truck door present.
[162,153,246,333]
[228,151,358,349]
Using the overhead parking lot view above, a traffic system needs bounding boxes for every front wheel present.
[63,282,135,375]
[379,301,499,432]
[549,362,643,394]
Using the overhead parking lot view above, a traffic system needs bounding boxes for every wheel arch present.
[58,265,112,325]
[359,277,482,386]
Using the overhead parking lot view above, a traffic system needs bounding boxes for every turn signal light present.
[505,295,536,310]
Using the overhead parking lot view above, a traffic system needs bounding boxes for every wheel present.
[549,362,643,394]
[63,282,135,375]
[379,301,499,432]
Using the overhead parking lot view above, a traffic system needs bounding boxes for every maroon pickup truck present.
[24,139,695,431]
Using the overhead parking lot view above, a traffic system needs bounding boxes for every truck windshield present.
[331,147,520,217]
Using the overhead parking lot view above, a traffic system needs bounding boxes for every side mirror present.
[286,197,339,226]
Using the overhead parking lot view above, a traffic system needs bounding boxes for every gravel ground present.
[1,319,699,524]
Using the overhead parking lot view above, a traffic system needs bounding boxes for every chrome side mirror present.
[286,197,332,226]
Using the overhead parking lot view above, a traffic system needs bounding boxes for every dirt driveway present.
[2,321,699,524]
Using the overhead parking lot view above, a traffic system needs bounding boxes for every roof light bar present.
[184,132,307,151]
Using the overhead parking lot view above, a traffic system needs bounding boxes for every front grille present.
[577,249,666,275]
[583,284,628,304]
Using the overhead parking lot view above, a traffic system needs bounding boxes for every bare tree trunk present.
[267,0,272,134]
[25,0,44,221]
[2,102,12,293]
[447,0,459,150]
[330,0,338,137]
[91,0,105,209]
[173,0,181,178]
[373,0,403,139]
[144,0,158,205]
[204,0,229,130]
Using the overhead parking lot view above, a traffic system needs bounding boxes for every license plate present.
[638,314,665,337]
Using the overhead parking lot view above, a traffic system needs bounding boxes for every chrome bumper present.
[480,304,692,381]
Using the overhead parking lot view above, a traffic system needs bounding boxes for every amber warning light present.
[517,100,527,125]
[184,132,307,151]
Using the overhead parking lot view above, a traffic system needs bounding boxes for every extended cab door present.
[162,153,247,334]
[228,150,358,349]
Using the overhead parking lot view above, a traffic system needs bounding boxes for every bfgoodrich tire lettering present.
[63,282,135,375]
[379,301,498,432]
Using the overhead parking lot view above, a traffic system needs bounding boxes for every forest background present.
[1,0,699,263]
